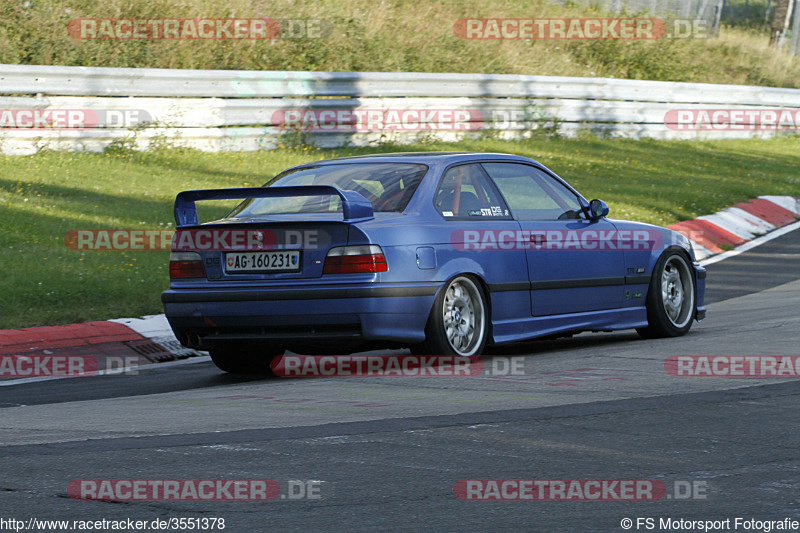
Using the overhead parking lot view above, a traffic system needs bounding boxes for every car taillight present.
[323,245,388,274]
[169,252,206,279]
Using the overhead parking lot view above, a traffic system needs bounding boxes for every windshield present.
[228,162,428,218]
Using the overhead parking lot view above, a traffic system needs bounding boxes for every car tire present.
[637,251,696,339]
[412,275,488,357]
[208,342,284,374]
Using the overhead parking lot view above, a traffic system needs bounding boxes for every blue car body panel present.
[162,152,706,349]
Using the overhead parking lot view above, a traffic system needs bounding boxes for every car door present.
[482,162,625,317]
[434,163,532,326]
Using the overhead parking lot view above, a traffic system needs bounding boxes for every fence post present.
[712,0,725,36]
[771,0,794,49]
[790,0,800,55]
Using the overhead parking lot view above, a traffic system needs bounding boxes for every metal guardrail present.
[1,64,799,155]
[4,64,800,103]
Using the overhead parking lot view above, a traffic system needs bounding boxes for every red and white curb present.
[1,195,798,381]
[108,314,199,360]
[0,315,201,383]
[669,195,800,261]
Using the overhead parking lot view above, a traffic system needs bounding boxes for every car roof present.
[288,152,541,168]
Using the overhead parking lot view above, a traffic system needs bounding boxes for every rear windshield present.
[228,163,428,217]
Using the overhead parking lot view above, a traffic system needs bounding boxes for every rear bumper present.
[162,282,439,345]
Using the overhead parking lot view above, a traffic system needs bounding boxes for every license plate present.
[225,251,300,273]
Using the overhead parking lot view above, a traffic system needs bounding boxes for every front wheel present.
[208,342,284,374]
[637,252,696,339]
[412,275,488,356]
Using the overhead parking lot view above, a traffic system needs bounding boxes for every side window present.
[482,163,586,221]
[434,164,511,219]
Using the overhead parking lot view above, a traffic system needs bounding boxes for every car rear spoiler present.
[173,185,375,227]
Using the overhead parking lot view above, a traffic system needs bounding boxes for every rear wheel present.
[637,252,696,339]
[208,342,285,374]
[412,275,488,356]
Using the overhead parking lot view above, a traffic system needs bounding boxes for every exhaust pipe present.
[186,332,201,349]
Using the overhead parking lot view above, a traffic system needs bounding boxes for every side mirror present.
[589,199,609,220]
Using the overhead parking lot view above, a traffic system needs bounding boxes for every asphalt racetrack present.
[1,229,799,532]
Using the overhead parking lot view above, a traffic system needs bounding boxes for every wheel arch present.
[430,271,493,325]
[420,271,494,353]
[637,246,698,338]
[646,245,698,304]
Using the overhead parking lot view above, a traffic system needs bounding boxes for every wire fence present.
[550,0,725,30]
[554,0,800,55]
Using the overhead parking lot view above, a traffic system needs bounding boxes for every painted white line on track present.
[700,219,800,267]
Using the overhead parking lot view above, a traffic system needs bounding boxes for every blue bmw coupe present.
[162,152,706,373]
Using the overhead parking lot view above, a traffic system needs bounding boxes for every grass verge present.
[0,0,798,88]
[1,136,798,329]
